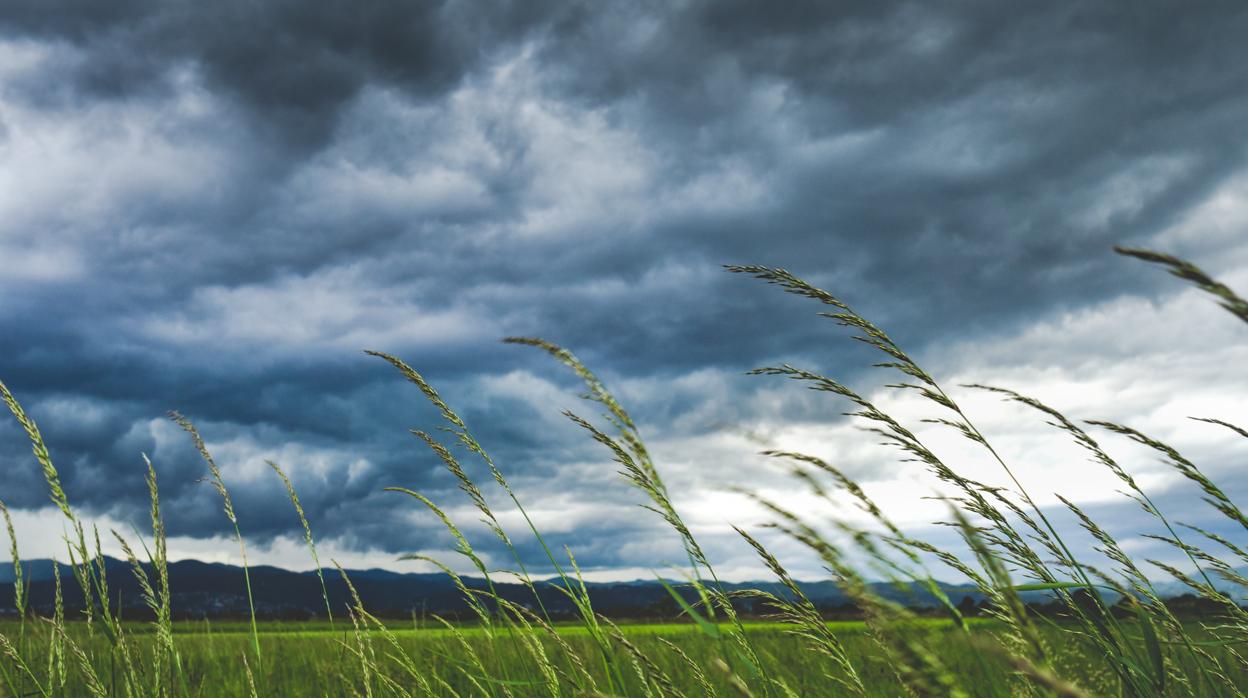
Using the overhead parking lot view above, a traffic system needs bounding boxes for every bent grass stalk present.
[730,264,1170,693]
[367,349,629,693]
[0,500,25,633]
[170,411,263,671]
[268,460,335,628]
[506,337,773,693]
[0,381,100,636]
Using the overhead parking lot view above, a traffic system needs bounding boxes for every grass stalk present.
[268,460,335,627]
[170,412,263,671]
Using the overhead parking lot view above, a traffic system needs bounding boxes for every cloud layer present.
[1,1,1246,579]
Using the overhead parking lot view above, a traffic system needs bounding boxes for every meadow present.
[2,246,1247,696]
[4,618,1230,697]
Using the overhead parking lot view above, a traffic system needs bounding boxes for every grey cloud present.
[0,0,557,148]
[0,1,1246,572]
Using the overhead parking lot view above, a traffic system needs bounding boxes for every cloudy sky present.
[1,1,1246,581]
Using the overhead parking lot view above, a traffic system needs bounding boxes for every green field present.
[5,618,1232,697]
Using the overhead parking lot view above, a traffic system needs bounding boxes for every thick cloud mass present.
[1,1,1246,578]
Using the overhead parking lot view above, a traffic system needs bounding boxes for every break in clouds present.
[1,1,1246,579]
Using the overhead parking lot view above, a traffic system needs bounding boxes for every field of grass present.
[2,247,1247,696]
[6,618,1234,697]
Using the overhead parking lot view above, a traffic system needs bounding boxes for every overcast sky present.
[1,1,1246,581]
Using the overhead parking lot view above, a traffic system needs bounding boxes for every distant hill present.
[0,557,1240,620]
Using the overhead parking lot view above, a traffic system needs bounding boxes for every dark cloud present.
[0,0,559,148]
[0,1,1245,573]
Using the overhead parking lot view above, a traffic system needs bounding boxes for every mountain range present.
[0,557,1239,620]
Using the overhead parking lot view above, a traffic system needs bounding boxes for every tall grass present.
[169,411,263,671]
[0,246,1245,696]
[270,460,335,628]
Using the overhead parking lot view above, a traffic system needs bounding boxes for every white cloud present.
[1154,168,1248,269]
[139,266,493,357]
[0,505,453,575]
[0,43,239,242]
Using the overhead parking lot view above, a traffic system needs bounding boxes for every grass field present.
[5,618,1234,697]
[2,247,1247,696]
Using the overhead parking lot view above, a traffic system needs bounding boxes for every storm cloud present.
[1,1,1246,579]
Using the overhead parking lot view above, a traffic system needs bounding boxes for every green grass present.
[4,619,1234,697]
[1,617,983,638]
[2,246,1247,696]
[0,619,1242,696]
